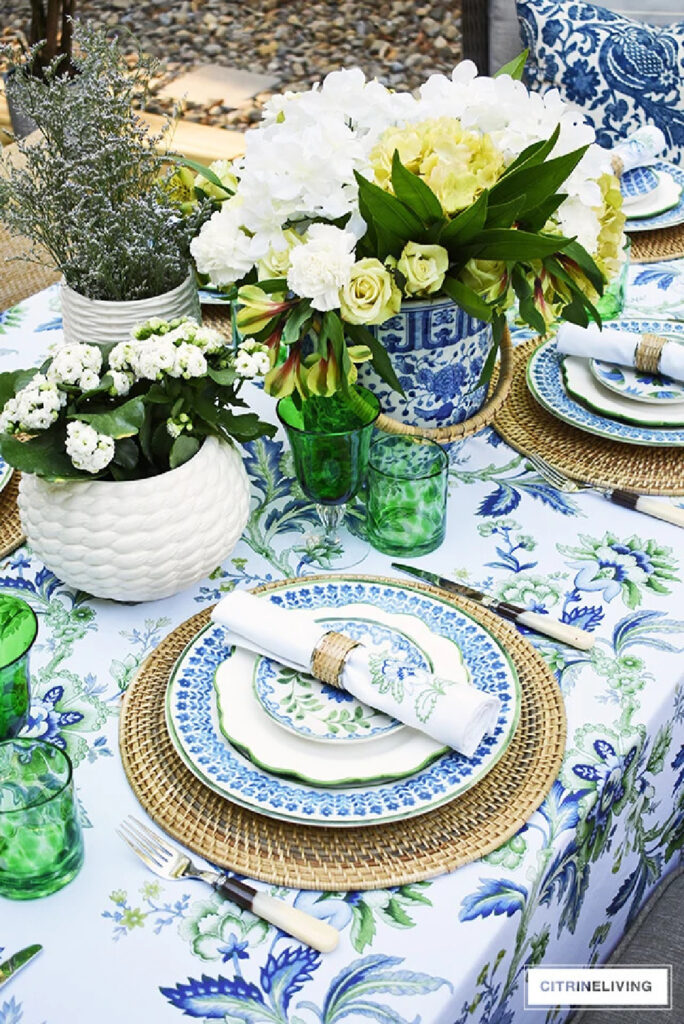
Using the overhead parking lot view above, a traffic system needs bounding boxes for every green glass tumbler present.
[366,435,448,556]
[277,387,381,546]
[0,595,38,741]
[597,238,631,320]
[0,738,84,899]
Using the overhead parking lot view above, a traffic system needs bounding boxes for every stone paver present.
[158,64,278,110]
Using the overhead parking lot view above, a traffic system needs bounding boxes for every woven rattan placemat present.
[0,473,24,559]
[119,576,565,890]
[493,338,684,496]
[629,222,684,264]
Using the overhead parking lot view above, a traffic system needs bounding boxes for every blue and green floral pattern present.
[1,278,683,1024]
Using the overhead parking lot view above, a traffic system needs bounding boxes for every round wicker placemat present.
[492,338,684,496]
[629,222,684,264]
[0,473,25,559]
[119,576,566,890]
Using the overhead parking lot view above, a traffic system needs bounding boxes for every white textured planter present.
[17,438,250,602]
[60,271,201,347]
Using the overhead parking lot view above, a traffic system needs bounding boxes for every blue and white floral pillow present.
[516,0,684,164]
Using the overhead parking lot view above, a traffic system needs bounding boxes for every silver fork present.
[526,453,684,528]
[118,816,339,953]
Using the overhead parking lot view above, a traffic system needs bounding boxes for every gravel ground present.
[1,1,463,129]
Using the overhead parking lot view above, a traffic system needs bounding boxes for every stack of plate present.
[526,320,684,448]
[622,161,684,234]
[164,575,521,828]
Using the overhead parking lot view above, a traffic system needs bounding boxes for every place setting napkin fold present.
[211,591,501,759]
[557,323,684,384]
[611,126,666,177]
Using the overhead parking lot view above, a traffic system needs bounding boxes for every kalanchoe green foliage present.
[0,23,210,301]
[0,317,276,482]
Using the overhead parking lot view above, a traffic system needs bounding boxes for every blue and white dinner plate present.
[0,455,12,495]
[625,162,684,232]
[591,328,684,407]
[526,332,684,447]
[620,166,659,204]
[165,577,521,827]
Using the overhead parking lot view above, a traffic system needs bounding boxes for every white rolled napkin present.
[211,591,501,758]
[611,126,666,175]
[556,322,684,383]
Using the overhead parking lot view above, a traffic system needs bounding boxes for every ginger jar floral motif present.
[359,297,494,429]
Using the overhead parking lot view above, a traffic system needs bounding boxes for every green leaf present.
[216,411,277,443]
[73,397,145,439]
[489,146,588,218]
[390,150,444,226]
[345,323,404,395]
[282,300,313,346]
[485,196,525,230]
[439,191,488,248]
[169,434,200,469]
[0,429,89,481]
[441,277,492,321]
[207,366,238,386]
[475,338,500,391]
[170,155,233,195]
[113,436,139,470]
[494,49,528,80]
[519,192,566,233]
[354,170,425,247]
[383,898,414,927]
[463,229,573,261]
[500,126,561,180]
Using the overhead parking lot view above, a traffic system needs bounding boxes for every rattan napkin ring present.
[634,333,666,375]
[610,154,624,178]
[310,631,360,690]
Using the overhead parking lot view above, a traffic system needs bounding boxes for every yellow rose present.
[397,243,449,297]
[339,258,402,325]
[461,259,509,305]
[257,229,304,281]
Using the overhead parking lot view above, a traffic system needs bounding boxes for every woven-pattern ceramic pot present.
[60,271,201,347]
[17,438,250,602]
[358,297,494,430]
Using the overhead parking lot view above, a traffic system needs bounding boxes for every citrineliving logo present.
[525,966,671,1010]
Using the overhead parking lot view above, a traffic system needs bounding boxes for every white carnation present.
[287,224,356,311]
[65,420,115,474]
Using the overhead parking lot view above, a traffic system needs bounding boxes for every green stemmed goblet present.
[277,386,381,567]
[0,595,38,741]
[0,737,84,899]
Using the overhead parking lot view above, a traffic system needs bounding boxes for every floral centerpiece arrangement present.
[0,318,275,480]
[191,59,625,409]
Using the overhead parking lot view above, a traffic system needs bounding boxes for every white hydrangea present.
[47,343,102,391]
[287,224,356,311]
[65,420,115,474]
[0,373,67,434]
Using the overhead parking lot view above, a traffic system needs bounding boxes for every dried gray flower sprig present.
[0,23,209,301]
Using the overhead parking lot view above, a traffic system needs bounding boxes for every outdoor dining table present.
[1,253,683,1024]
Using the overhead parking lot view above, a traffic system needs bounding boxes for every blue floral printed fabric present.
[516,0,684,164]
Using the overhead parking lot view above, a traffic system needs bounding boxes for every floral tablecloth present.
[1,262,683,1024]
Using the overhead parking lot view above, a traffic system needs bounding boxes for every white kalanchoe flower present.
[234,340,271,378]
[287,224,357,311]
[47,343,102,391]
[174,343,208,379]
[107,370,133,396]
[0,374,67,433]
[166,419,183,439]
[192,326,226,354]
[65,420,115,474]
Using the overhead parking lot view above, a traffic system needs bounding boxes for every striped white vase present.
[60,271,201,346]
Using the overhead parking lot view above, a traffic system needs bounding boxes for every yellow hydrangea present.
[593,173,626,286]
[369,117,505,215]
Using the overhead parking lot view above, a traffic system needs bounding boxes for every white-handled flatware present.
[526,453,684,528]
[118,816,339,953]
[393,563,595,651]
